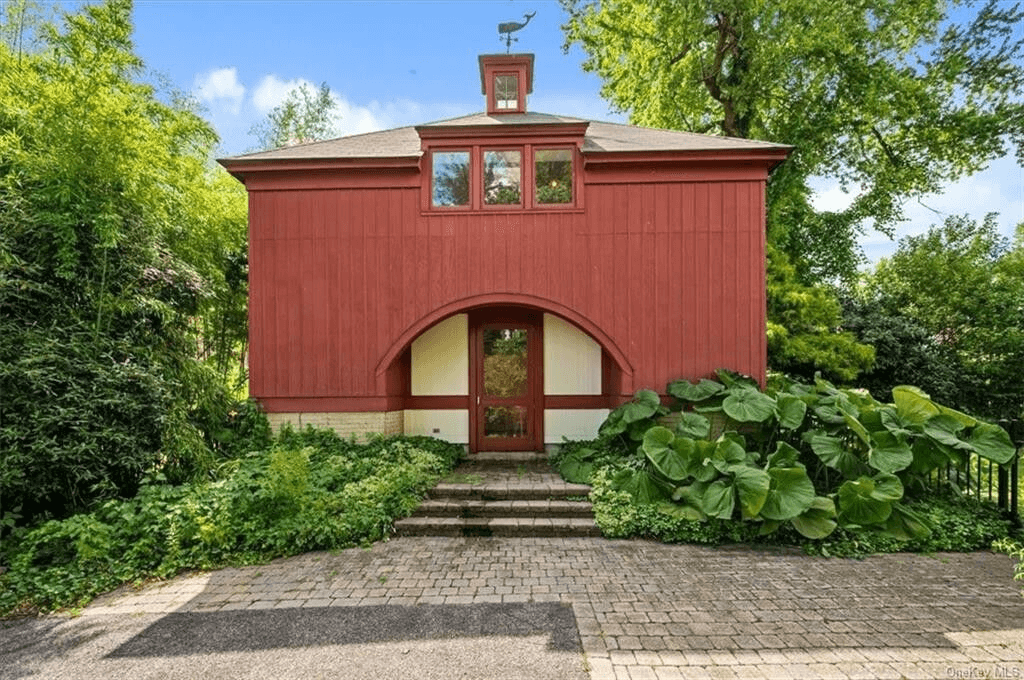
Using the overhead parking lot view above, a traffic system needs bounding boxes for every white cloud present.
[811,155,1023,265]
[809,182,859,214]
[193,67,246,115]
[251,75,398,139]
[251,74,313,113]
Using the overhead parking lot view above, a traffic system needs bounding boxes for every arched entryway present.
[376,294,633,451]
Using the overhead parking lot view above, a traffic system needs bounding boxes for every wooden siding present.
[247,171,768,406]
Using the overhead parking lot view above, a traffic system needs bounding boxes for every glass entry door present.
[471,311,542,452]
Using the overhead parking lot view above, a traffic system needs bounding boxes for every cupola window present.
[494,74,519,111]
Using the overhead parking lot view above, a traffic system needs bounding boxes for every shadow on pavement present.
[107,602,581,657]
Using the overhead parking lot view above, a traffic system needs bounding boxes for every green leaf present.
[867,430,913,473]
[908,437,951,475]
[675,412,711,439]
[790,496,838,539]
[722,389,776,423]
[836,474,902,525]
[968,422,1017,465]
[667,378,724,403]
[559,450,596,485]
[775,394,807,430]
[656,501,704,521]
[643,427,690,481]
[633,388,663,412]
[809,433,867,479]
[715,369,759,389]
[730,465,771,518]
[760,467,815,521]
[936,404,977,429]
[598,408,627,437]
[709,437,747,474]
[812,404,847,425]
[891,385,940,425]
[766,441,800,468]
[701,480,735,519]
[870,473,904,502]
[923,414,968,448]
[610,468,669,504]
[880,407,915,437]
[883,503,932,541]
[841,410,871,447]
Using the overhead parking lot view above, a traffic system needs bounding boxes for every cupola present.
[479,54,534,115]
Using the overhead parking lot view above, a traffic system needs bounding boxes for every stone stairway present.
[394,451,601,538]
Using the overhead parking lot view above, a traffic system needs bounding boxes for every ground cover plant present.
[554,371,1019,556]
[0,424,462,617]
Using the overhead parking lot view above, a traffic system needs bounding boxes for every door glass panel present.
[485,406,528,438]
[482,328,528,397]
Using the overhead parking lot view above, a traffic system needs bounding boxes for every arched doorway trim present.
[374,293,633,386]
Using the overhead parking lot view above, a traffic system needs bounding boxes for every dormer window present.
[494,74,519,111]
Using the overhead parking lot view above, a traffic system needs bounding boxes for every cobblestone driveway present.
[6,537,1024,679]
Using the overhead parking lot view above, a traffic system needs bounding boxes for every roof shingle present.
[219,112,790,164]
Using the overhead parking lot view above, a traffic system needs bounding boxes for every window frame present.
[429,148,474,210]
[532,146,576,208]
[423,144,580,213]
[482,147,524,209]
[489,70,526,114]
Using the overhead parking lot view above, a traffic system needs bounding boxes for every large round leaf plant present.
[560,370,1017,542]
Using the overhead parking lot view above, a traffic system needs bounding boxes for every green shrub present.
[993,537,1024,597]
[0,432,461,616]
[573,371,1019,551]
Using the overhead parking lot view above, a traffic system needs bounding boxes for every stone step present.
[393,515,602,538]
[429,480,592,501]
[466,451,549,466]
[413,498,594,518]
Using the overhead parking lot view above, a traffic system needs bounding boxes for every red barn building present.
[220,53,789,452]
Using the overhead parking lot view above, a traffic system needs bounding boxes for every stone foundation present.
[266,411,405,440]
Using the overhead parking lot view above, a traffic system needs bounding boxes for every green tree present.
[765,245,874,382]
[562,0,1024,280]
[863,214,1024,419]
[0,0,247,522]
[562,0,1024,382]
[839,296,961,405]
[249,81,339,150]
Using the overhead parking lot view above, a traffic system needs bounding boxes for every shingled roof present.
[219,112,790,166]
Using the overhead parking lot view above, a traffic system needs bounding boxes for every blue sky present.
[55,1,1024,262]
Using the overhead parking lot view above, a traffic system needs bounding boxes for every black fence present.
[930,419,1022,523]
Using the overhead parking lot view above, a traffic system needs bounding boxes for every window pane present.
[432,151,470,207]
[535,149,573,204]
[483,328,528,397]
[485,406,528,438]
[484,150,522,205]
[495,74,518,110]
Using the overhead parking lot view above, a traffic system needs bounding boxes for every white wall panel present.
[543,314,601,395]
[404,409,469,443]
[411,313,468,396]
[544,409,609,443]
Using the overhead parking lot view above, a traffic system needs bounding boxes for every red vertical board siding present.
[247,163,771,404]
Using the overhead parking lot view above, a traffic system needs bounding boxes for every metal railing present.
[930,418,1021,523]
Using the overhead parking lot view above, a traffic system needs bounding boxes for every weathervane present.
[498,11,536,53]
